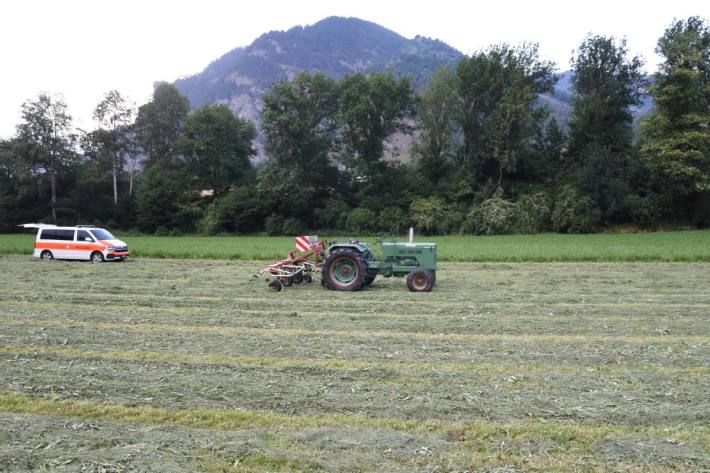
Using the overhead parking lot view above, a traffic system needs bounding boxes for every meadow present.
[1,229,710,261]
[0,255,707,471]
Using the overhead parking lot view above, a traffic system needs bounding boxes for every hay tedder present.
[261,230,438,292]
[260,236,326,292]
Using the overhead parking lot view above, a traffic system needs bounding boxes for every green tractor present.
[321,233,437,292]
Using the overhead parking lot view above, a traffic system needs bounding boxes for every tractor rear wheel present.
[407,268,434,292]
[322,248,367,291]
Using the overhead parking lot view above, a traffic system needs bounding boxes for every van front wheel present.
[91,251,104,263]
[40,250,53,261]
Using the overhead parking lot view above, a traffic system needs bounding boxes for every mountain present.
[175,16,462,126]
[541,70,654,127]
[174,17,652,160]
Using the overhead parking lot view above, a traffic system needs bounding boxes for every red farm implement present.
[260,236,325,291]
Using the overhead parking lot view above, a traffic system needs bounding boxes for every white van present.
[21,224,129,263]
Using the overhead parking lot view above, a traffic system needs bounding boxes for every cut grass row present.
[4,343,705,428]
[2,229,710,261]
[3,343,706,376]
[3,393,705,473]
[3,314,708,343]
[2,393,703,443]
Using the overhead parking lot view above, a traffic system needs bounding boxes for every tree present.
[16,93,76,221]
[260,72,341,223]
[89,90,135,206]
[134,83,190,167]
[453,44,555,192]
[568,35,644,158]
[179,104,255,196]
[261,72,339,171]
[641,17,710,211]
[411,67,458,187]
[567,35,645,221]
[0,139,19,230]
[338,73,413,181]
[135,166,200,233]
[529,117,566,181]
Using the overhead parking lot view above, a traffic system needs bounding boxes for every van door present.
[74,229,97,260]
[38,228,76,259]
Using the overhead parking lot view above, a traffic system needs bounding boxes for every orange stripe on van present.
[35,242,106,252]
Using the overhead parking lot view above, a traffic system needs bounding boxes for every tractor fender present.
[326,243,370,254]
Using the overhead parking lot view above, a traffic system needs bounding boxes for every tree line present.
[1,17,708,235]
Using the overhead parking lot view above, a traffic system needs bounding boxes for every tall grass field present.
[1,230,709,261]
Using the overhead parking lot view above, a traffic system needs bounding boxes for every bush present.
[516,192,551,233]
[551,185,600,233]
[691,192,710,227]
[439,208,467,234]
[409,197,448,234]
[315,198,350,231]
[463,197,519,235]
[346,208,376,234]
[624,194,660,226]
[197,204,219,235]
[264,214,305,236]
[136,166,201,233]
[377,207,408,234]
[264,214,285,236]
[281,218,304,235]
[200,187,265,234]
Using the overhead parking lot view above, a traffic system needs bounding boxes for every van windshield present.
[91,229,115,240]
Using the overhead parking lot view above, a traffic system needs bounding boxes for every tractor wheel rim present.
[413,275,427,289]
[332,258,357,284]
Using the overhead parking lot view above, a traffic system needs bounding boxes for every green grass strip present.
[2,230,710,261]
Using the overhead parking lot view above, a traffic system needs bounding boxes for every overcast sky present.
[1,0,708,138]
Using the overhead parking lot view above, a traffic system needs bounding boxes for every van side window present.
[40,229,75,241]
[76,230,94,242]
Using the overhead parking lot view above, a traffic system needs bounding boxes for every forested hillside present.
[1,16,708,235]
[175,17,462,120]
[174,17,616,154]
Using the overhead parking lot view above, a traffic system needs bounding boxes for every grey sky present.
[1,0,708,138]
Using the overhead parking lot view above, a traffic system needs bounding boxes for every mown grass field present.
[0,255,708,472]
[2,229,710,261]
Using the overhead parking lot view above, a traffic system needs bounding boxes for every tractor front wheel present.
[322,248,367,291]
[406,268,434,292]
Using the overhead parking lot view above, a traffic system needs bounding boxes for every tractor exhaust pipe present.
[409,227,414,244]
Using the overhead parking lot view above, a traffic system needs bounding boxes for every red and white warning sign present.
[295,235,318,252]
[294,235,318,251]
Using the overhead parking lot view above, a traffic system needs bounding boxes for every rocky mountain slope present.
[174,17,650,160]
